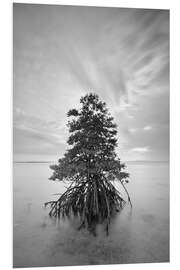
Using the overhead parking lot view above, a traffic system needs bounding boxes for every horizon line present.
[13,160,169,164]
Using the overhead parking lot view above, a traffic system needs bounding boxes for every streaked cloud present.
[143,125,152,131]
[13,4,169,161]
[130,147,150,153]
[128,128,138,134]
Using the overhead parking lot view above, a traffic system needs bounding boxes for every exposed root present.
[45,176,127,235]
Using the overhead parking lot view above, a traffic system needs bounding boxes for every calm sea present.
[13,162,169,267]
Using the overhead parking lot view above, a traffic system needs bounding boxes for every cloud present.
[129,146,150,153]
[14,108,68,154]
[128,128,138,134]
[13,5,169,161]
[13,126,66,156]
[143,125,152,131]
[127,125,152,134]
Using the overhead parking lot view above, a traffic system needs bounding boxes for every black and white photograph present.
[13,3,169,268]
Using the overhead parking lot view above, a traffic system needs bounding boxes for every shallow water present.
[13,162,169,267]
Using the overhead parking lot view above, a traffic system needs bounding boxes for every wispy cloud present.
[143,125,152,131]
[13,4,169,161]
[129,147,150,153]
[128,128,138,134]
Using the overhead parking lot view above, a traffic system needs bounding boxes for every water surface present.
[13,162,169,267]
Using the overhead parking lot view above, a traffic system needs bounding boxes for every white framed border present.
[0,0,179,269]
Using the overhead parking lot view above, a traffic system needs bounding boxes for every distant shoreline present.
[13,161,53,164]
[13,160,169,164]
[126,160,169,164]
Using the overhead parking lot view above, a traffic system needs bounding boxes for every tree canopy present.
[45,93,131,235]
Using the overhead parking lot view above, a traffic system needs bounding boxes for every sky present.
[13,4,169,162]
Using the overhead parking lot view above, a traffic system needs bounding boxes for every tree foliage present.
[45,93,131,235]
